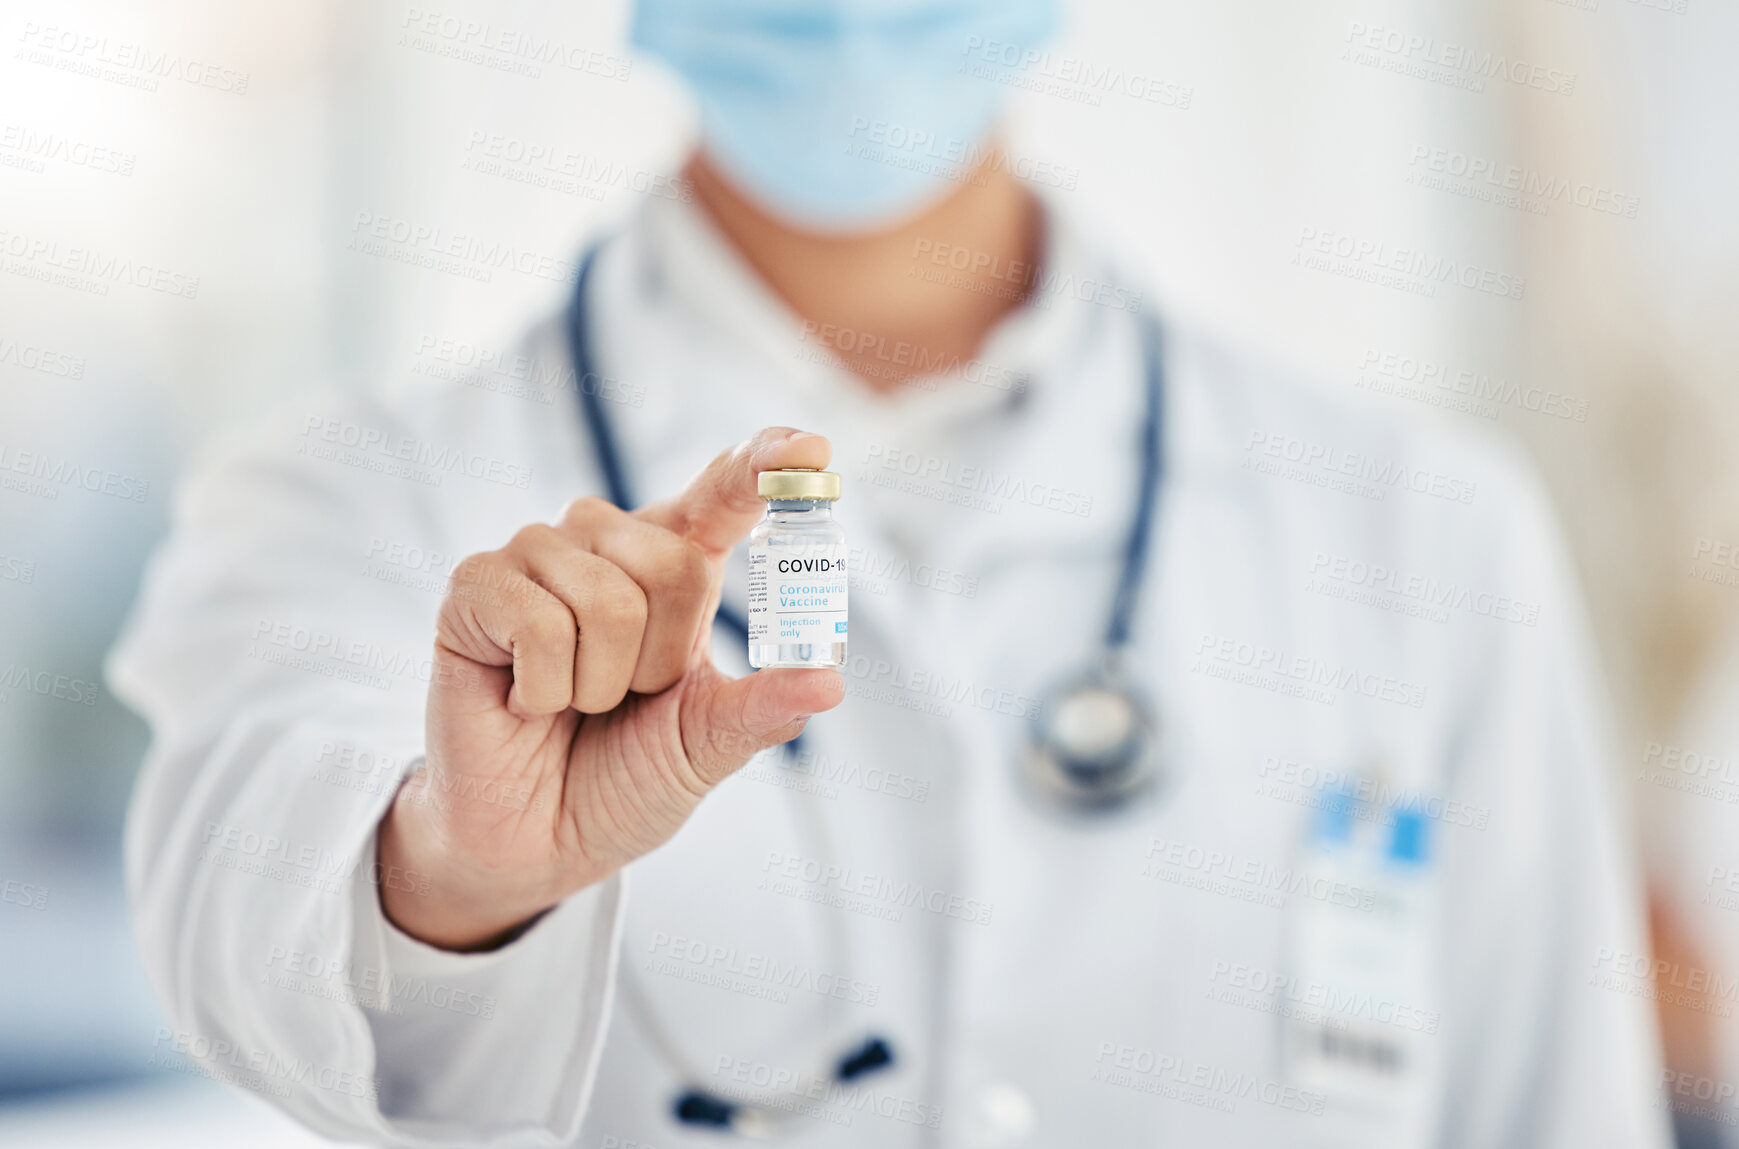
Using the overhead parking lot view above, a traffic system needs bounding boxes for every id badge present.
[1283,781,1441,1136]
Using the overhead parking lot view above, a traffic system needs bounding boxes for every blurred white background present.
[2,0,1735,1144]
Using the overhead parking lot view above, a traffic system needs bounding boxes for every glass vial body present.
[747,498,848,669]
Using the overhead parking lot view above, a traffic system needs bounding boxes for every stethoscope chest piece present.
[1027,656,1163,810]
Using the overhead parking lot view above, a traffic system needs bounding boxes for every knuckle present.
[529,569,585,607]
[673,539,711,588]
[560,495,617,528]
[447,552,506,604]
[593,581,649,632]
[513,522,561,548]
[644,538,710,596]
[520,601,576,649]
[450,551,496,583]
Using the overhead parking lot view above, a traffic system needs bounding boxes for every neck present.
[686,149,1044,394]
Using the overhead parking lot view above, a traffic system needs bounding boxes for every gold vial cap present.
[757,468,842,501]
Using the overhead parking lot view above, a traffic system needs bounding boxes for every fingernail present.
[785,430,819,442]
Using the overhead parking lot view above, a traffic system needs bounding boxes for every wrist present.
[376,778,559,952]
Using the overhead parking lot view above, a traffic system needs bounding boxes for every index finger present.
[635,427,832,559]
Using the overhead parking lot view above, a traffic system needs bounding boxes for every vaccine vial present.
[746,469,847,669]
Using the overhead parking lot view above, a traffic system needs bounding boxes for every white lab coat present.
[109,191,1669,1149]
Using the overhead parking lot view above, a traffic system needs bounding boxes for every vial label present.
[747,538,849,647]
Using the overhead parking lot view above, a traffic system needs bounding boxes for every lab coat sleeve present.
[1434,454,1669,1149]
[351,824,625,1145]
[108,396,626,1147]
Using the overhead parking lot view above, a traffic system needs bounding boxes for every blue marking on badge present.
[1314,786,1357,844]
[1389,809,1428,866]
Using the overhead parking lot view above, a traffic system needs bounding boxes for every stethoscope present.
[563,241,1167,1134]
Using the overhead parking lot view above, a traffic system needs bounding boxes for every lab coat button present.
[970,1081,1036,1145]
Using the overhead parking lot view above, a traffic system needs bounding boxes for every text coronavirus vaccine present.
[746,469,847,669]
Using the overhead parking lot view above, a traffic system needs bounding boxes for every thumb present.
[682,666,846,786]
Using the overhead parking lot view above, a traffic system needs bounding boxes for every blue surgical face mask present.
[633,0,1059,233]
